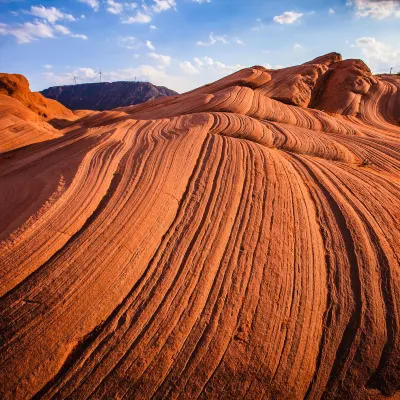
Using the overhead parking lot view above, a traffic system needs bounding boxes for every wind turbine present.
[72,74,78,85]
[97,68,102,83]
[390,65,400,74]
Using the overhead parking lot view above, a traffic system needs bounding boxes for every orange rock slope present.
[0,73,88,153]
[0,53,400,399]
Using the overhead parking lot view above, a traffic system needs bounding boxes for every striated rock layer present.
[0,53,400,400]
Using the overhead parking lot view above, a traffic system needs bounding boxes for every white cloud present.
[273,11,303,24]
[106,0,124,14]
[54,24,70,34]
[114,0,174,24]
[0,21,54,43]
[234,37,244,45]
[148,52,171,66]
[70,33,88,39]
[152,0,176,13]
[55,24,87,39]
[29,5,76,24]
[355,37,400,68]
[42,71,75,86]
[146,40,155,50]
[43,64,53,69]
[350,0,400,19]
[118,36,142,49]
[124,2,138,9]
[75,67,99,78]
[192,56,243,73]
[79,0,100,11]
[0,20,87,43]
[194,57,204,67]
[196,32,229,46]
[122,11,152,23]
[329,8,335,14]
[293,43,303,49]
[180,61,200,74]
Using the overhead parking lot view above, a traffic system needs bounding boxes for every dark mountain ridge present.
[41,81,178,111]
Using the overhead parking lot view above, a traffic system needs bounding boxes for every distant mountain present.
[41,81,178,111]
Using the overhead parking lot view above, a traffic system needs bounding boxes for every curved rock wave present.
[0,54,400,399]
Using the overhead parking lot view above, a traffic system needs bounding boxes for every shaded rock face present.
[0,73,74,119]
[0,73,80,153]
[1,54,400,400]
[41,81,178,111]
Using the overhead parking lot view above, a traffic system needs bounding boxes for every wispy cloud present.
[354,36,400,68]
[106,0,124,14]
[0,3,88,43]
[273,11,303,24]
[110,0,176,24]
[196,32,229,46]
[152,0,176,13]
[180,61,200,74]
[29,5,76,23]
[53,24,87,39]
[122,11,152,23]
[0,21,53,43]
[192,56,243,72]
[0,19,87,43]
[148,52,171,66]
[348,0,400,19]
[146,40,155,50]
[79,0,100,12]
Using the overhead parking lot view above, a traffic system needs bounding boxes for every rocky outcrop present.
[0,54,400,400]
[0,73,82,153]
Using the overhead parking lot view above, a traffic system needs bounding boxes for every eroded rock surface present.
[0,54,400,400]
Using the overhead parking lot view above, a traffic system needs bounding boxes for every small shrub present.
[360,158,372,167]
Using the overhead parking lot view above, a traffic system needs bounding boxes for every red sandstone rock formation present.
[0,73,87,153]
[0,54,400,400]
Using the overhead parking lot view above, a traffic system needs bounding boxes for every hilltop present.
[41,81,178,111]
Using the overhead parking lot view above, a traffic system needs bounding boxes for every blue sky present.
[1,0,399,92]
